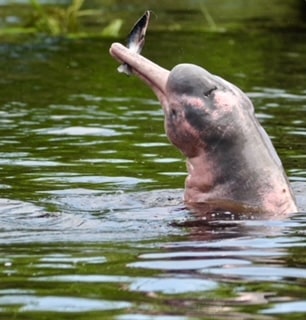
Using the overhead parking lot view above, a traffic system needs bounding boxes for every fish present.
[117,11,151,76]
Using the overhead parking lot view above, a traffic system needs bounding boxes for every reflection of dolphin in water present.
[109,13,297,215]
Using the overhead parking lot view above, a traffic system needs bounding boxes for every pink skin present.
[109,43,297,215]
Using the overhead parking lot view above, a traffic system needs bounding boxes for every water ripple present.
[0,295,131,312]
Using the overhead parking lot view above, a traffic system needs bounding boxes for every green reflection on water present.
[0,30,305,202]
[0,24,305,320]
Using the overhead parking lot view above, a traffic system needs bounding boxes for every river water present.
[0,28,305,319]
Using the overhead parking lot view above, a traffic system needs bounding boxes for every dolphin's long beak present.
[109,43,170,108]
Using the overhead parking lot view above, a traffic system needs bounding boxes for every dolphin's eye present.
[170,108,177,119]
[203,86,217,97]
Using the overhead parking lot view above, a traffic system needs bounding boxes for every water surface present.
[0,28,305,319]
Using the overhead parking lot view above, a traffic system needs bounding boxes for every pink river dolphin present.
[109,42,297,216]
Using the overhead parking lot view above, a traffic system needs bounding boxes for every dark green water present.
[0,29,305,319]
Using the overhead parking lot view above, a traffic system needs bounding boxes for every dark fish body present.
[117,11,150,75]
